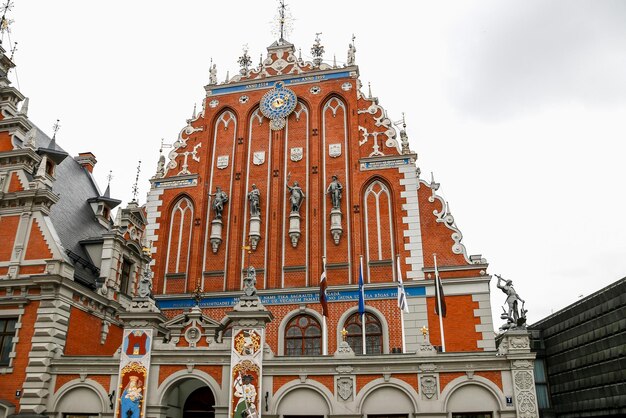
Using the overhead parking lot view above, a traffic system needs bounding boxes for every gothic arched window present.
[284,315,322,356]
[165,197,194,275]
[344,312,383,355]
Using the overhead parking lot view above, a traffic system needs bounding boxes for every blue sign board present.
[157,285,425,310]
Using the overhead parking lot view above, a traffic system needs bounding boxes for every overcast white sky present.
[8,1,626,327]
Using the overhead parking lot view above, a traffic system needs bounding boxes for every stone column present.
[499,329,540,418]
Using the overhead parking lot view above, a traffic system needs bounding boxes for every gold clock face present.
[272,97,285,109]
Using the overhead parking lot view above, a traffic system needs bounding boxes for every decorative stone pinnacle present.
[238,45,252,75]
[311,32,324,67]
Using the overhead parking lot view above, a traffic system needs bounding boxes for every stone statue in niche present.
[496,274,527,330]
[209,186,229,219]
[326,175,343,209]
[327,175,344,244]
[286,180,305,213]
[248,184,261,216]
[137,265,153,298]
[243,266,257,297]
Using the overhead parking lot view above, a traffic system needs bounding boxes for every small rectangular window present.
[0,318,18,365]
[120,259,133,294]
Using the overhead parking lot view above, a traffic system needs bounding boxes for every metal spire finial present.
[278,0,286,41]
[368,82,372,98]
[9,40,16,60]
[131,161,141,203]
[272,0,293,42]
[52,119,61,140]
[104,170,113,198]
[0,1,14,45]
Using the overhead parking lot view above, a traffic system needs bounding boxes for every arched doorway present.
[163,378,216,418]
[183,386,215,418]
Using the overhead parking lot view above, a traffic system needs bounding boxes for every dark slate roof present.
[32,127,110,288]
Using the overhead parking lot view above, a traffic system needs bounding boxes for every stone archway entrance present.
[164,378,216,418]
[183,386,215,418]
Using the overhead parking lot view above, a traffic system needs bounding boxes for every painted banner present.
[114,329,153,418]
[229,328,264,418]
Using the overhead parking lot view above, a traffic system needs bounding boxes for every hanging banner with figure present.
[114,329,153,418]
[229,328,264,418]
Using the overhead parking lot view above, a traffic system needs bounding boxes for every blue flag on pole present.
[358,262,365,315]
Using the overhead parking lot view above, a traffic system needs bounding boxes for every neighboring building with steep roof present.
[0,14,541,418]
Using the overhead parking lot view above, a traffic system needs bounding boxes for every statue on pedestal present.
[248,184,261,217]
[210,186,229,219]
[326,175,343,209]
[286,180,305,213]
[496,274,527,329]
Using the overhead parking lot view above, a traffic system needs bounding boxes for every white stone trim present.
[363,180,395,280]
[155,368,225,408]
[164,197,194,292]
[335,305,390,354]
[322,96,352,283]
[440,374,506,412]
[397,165,424,280]
[276,307,325,356]
[354,377,419,414]
[473,293,496,351]
[145,188,164,260]
[403,296,428,352]
[270,378,334,416]
[49,379,108,414]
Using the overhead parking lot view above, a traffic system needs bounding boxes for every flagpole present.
[322,256,328,355]
[434,253,446,352]
[397,255,406,354]
[360,255,366,355]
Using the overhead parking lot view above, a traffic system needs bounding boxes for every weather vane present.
[131,160,141,202]
[0,1,14,45]
[52,119,61,140]
[159,138,173,156]
[272,0,293,42]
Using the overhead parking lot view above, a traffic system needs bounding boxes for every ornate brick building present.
[0,20,540,418]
